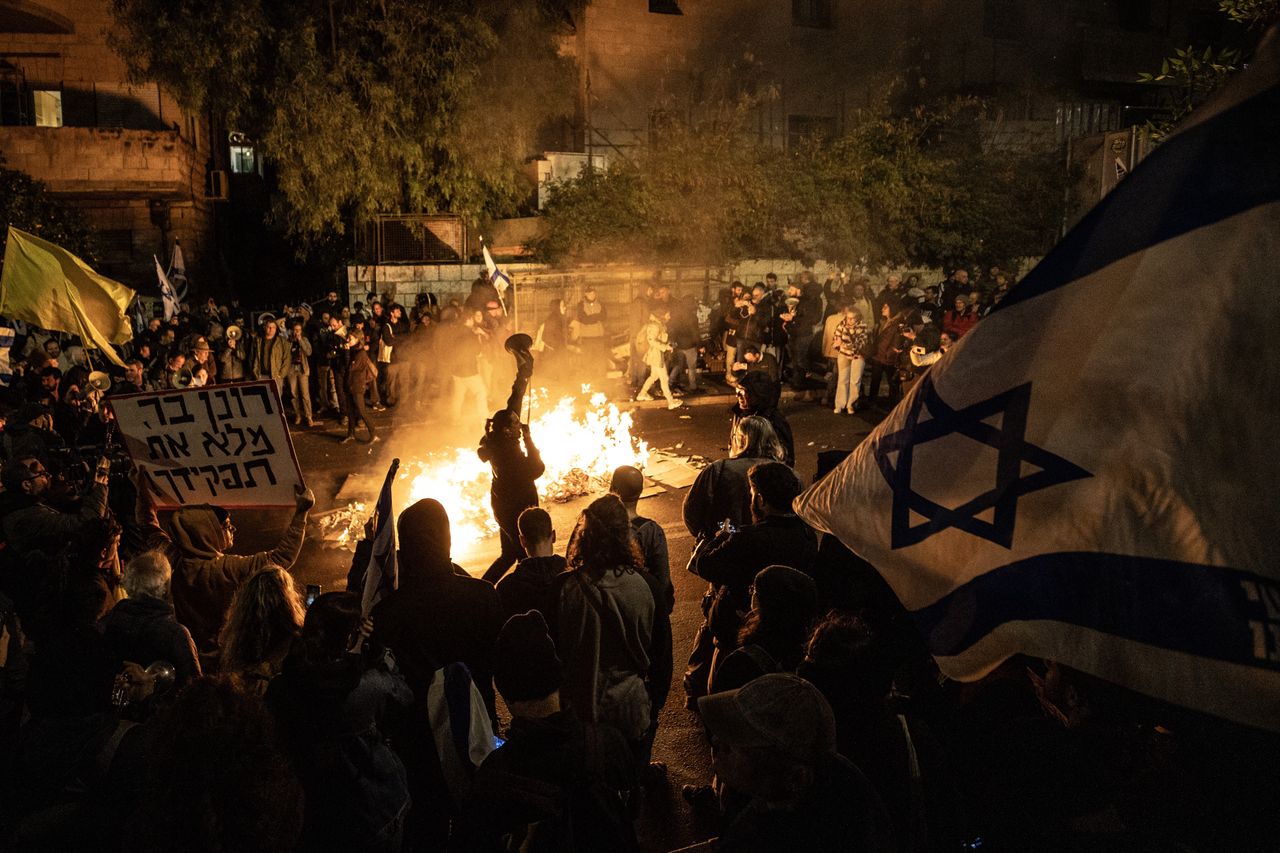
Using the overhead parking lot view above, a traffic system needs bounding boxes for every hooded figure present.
[370,498,503,713]
[139,485,314,660]
[730,371,794,467]
[369,499,504,852]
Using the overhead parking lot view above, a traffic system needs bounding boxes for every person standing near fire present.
[478,335,544,585]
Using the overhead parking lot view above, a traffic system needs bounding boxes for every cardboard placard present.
[109,380,304,508]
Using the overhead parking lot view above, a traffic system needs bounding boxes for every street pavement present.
[220,383,882,851]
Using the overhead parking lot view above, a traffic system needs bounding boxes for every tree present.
[532,95,1070,273]
[1138,0,1279,137]
[110,0,579,246]
[0,156,98,266]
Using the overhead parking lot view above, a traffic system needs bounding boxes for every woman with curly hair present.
[218,566,305,692]
[557,495,655,749]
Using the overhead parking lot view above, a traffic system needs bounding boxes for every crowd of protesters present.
[0,261,1276,853]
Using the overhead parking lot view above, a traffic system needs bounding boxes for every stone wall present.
[348,260,940,337]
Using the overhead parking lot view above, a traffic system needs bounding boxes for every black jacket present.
[690,514,818,647]
[496,555,567,626]
[451,707,639,853]
[100,595,201,686]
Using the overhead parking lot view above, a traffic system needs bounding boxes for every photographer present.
[0,454,110,558]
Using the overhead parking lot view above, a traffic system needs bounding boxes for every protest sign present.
[109,380,304,508]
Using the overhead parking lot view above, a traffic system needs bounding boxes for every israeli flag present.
[361,458,400,616]
[0,326,13,387]
[155,256,179,321]
[482,240,512,306]
[167,240,188,305]
[796,39,1280,731]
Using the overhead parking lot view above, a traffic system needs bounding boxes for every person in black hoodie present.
[495,507,566,626]
[267,592,413,853]
[478,343,543,585]
[370,498,504,852]
[729,370,794,467]
[451,611,639,853]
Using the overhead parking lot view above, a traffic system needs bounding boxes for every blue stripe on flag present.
[996,83,1280,315]
[911,552,1280,671]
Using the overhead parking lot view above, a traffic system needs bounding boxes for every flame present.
[401,386,649,559]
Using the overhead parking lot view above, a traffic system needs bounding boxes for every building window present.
[787,114,837,148]
[793,0,833,29]
[983,0,1027,41]
[32,90,62,127]
[649,0,682,13]
[229,144,257,174]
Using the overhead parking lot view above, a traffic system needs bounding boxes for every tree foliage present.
[1138,0,1278,137]
[532,97,1070,272]
[0,156,98,266]
[109,0,579,245]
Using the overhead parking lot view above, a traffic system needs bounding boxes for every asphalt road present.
[221,384,881,851]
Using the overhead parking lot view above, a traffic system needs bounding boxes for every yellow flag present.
[0,227,135,367]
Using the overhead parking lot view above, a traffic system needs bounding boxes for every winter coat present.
[682,455,768,541]
[100,594,201,686]
[0,481,108,557]
[139,502,309,657]
[451,707,640,853]
[287,334,313,375]
[370,504,503,716]
[347,348,378,395]
[836,315,870,358]
[690,514,818,648]
[575,299,607,339]
[266,651,414,852]
[218,344,248,381]
[251,334,291,380]
[557,567,654,742]
[821,313,844,360]
[496,554,567,626]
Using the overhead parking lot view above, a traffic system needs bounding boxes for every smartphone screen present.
[305,584,321,608]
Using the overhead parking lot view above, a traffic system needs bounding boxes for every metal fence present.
[358,214,467,263]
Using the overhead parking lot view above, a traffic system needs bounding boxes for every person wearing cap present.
[187,336,218,386]
[697,672,895,852]
[251,317,291,399]
[453,610,640,851]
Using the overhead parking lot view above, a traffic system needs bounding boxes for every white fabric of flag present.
[168,241,188,304]
[482,243,512,295]
[794,39,1280,732]
[155,256,179,321]
[361,458,400,616]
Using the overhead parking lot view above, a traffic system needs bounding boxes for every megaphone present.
[226,325,243,342]
[87,371,112,393]
[172,368,194,388]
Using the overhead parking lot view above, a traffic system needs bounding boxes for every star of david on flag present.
[795,35,1280,732]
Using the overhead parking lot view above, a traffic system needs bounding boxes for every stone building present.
[567,0,1206,157]
[0,0,219,290]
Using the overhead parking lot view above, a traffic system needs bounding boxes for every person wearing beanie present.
[453,611,640,852]
[709,565,819,694]
[495,507,567,626]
